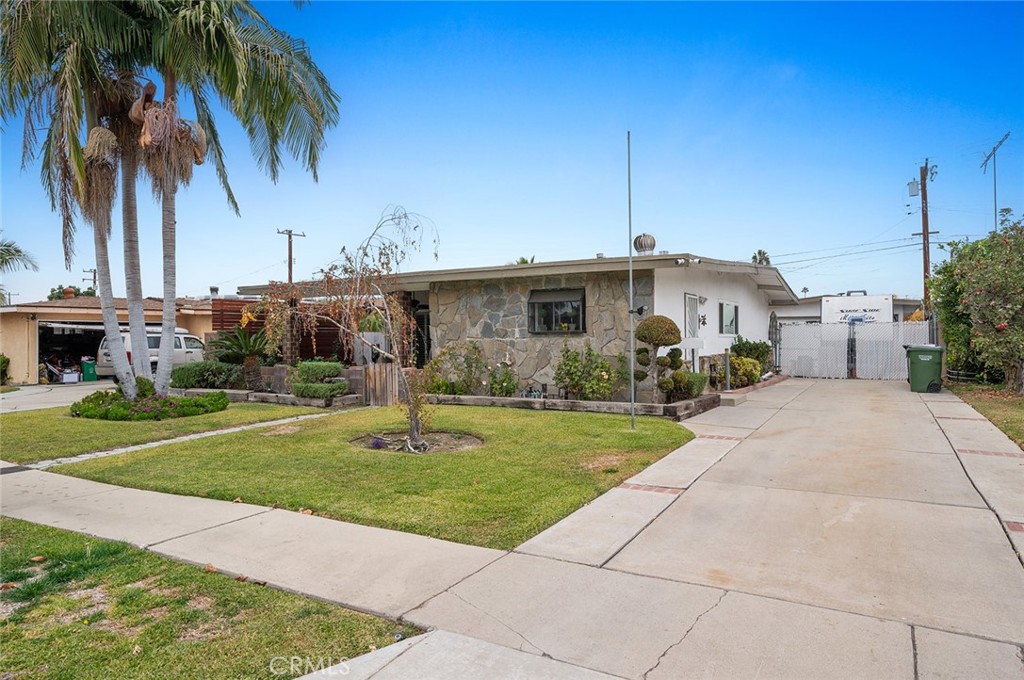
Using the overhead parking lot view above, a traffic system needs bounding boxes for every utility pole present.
[981,131,1010,232]
[82,268,97,290]
[909,159,939,308]
[276,229,306,365]
[276,229,306,285]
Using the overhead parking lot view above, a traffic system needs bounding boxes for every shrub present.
[655,356,671,368]
[425,342,487,395]
[716,356,762,389]
[290,382,348,400]
[667,348,684,371]
[633,369,648,382]
[70,390,229,420]
[489,361,518,397]
[636,353,651,367]
[0,353,9,385]
[668,371,708,401]
[656,376,674,393]
[171,361,244,390]
[731,335,773,373]
[294,361,345,384]
[635,315,681,347]
[553,341,616,401]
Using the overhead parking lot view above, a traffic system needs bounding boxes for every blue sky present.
[3,1,1022,304]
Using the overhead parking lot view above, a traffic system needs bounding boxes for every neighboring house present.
[772,292,923,324]
[0,293,212,385]
[238,248,798,395]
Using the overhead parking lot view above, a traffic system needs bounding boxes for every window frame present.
[528,288,586,334]
[719,300,739,336]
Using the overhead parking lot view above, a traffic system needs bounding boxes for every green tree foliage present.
[932,210,1024,393]
[47,284,97,300]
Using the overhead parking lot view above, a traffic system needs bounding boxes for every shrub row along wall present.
[427,393,720,421]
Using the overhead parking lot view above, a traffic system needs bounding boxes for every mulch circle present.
[350,431,483,454]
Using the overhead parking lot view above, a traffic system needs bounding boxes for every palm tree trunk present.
[121,149,150,378]
[92,221,136,398]
[84,97,137,399]
[243,355,262,392]
[154,72,178,396]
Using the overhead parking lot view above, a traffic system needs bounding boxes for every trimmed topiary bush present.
[635,315,681,347]
[290,381,348,400]
[171,361,245,390]
[70,389,229,420]
[293,361,345,384]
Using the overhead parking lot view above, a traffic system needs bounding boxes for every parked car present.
[96,329,205,379]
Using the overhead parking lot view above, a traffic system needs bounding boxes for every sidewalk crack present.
[446,589,547,657]
[643,590,727,679]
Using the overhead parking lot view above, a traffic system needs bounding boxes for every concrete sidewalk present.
[4,378,1024,679]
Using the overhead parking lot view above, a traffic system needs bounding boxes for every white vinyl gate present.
[779,321,930,380]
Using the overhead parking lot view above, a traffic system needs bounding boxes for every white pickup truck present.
[96,329,205,379]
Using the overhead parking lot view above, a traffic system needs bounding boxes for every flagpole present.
[627,131,636,431]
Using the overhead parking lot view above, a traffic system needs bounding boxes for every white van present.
[96,328,205,379]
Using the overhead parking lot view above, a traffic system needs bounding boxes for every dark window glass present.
[528,289,585,333]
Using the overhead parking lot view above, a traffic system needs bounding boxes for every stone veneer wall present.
[429,271,654,397]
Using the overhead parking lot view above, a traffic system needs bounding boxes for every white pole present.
[627,131,636,431]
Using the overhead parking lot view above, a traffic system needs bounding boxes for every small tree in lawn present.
[634,315,682,402]
[249,208,439,450]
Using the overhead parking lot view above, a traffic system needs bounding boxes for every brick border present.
[957,449,1024,459]
[1006,522,1024,533]
[618,483,682,495]
[697,434,742,441]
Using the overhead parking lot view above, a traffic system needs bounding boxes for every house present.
[0,293,212,385]
[771,292,923,324]
[238,238,798,396]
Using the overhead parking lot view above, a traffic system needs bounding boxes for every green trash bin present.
[81,359,97,382]
[906,345,943,393]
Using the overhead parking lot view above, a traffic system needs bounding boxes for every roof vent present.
[596,253,605,259]
[209,286,220,297]
[633,233,656,256]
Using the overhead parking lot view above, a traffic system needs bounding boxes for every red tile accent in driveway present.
[1006,522,1024,533]
[696,434,743,441]
[618,483,683,495]
[937,416,989,422]
[957,449,1024,459]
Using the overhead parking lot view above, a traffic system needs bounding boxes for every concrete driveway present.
[404,378,1024,678]
[0,380,115,413]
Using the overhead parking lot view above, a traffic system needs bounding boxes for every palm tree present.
[0,239,39,304]
[752,249,771,266]
[801,286,809,297]
[0,1,151,398]
[211,326,268,391]
[135,1,340,395]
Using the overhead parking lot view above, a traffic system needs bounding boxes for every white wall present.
[654,266,773,356]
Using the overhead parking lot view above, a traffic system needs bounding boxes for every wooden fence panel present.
[364,363,399,406]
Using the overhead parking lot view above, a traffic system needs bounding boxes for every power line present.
[774,236,916,259]
[774,242,922,266]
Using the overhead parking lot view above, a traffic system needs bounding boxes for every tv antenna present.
[980,131,1010,232]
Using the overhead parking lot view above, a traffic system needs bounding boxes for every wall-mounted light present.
[629,305,648,316]
[698,296,707,306]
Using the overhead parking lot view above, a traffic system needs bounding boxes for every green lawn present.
[948,383,1024,450]
[57,406,691,549]
[0,403,323,464]
[0,518,416,680]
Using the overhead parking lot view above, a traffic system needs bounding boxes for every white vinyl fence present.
[779,321,930,380]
